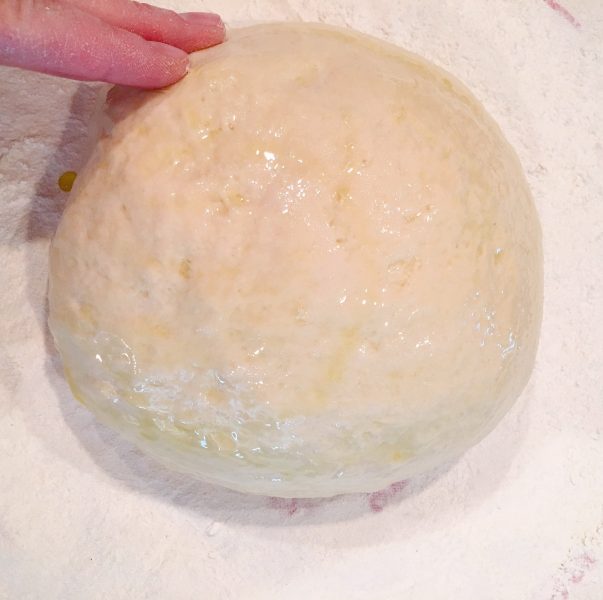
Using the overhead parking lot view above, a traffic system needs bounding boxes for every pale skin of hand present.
[0,0,225,88]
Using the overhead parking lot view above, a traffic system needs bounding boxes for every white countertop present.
[1,1,601,598]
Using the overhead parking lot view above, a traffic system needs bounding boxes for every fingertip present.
[143,41,189,88]
[0,0,196,90]
[149,40,189,67]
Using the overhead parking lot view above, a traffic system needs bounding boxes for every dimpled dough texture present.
[48,24,542,498]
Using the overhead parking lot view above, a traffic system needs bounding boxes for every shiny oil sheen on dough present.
[48,24,543,497]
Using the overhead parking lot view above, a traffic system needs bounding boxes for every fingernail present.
[180,12,225,31]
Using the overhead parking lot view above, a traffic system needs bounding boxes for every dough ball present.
[48,24,542,497]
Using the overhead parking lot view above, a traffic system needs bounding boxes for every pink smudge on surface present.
[268,497,322,516]
[367,481,407,513]
[569,554,596,583]
[268,498,299,516]
[267,480,409,516]
[549,552,597,600]
[543,0,581,28]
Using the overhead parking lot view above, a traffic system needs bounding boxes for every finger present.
[68,0,225,53]
[0,0,189,88]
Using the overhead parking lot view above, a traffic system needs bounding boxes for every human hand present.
[0,1,225,88]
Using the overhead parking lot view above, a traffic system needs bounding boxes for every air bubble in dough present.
[48,24,543,498]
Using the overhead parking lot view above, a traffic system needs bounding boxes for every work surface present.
[1,1,602,599]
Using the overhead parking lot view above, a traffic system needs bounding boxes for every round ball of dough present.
[49,24,542,497]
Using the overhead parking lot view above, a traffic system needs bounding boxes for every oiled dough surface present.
[49,24,542,497]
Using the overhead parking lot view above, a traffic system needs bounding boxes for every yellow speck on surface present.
[58,171,77,192]
[394,106,406,122]
[387,256,421,287]
[391,450,410,462]
[314,327,359,403]
[206,387,227,406]
[150,322,170,337]
[179,258,192,279]
[335,186,350,205]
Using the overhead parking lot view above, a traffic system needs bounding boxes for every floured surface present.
[0,1,602,598]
